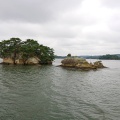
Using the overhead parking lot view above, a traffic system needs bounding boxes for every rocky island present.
[60,54,106,70]
[0,38,54,65]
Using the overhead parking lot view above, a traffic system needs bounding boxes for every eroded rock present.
[2,56,40,65]
[60,57,106,70]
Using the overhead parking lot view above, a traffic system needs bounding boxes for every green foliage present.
[36,45,55,64]
[99,54,120,60]
[20,39,40,64]
[0,38,55,64]
[67,53,71,57]
[0,38,22,64]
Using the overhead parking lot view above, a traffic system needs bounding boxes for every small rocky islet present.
[59,57,106,71]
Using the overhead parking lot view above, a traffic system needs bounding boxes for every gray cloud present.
[0,0,82,23]
[102,0,120,8]
[0,0,120,56]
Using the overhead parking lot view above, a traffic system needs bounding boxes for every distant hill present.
[99,54,120,60]
[55,56,65,59]
[79,55,100,59]
[55,54,120,60]
[114,54,120,57]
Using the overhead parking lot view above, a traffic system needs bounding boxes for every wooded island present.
[0,38,54,65]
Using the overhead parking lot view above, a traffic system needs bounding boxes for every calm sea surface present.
[0,59,120,120]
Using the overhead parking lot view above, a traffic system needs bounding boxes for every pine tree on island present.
[0,38,55,65]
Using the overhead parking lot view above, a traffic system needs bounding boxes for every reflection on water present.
[0,59,120,120]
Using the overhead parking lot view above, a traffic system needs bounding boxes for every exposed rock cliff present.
[60,57,106,70]
[3,58,14,64]
[3,56,40,65]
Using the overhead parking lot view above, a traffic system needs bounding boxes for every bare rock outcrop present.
[60,57,106,70]
[2,56,40,65]
[3,58,14,64]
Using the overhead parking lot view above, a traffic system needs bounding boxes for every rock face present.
[93,61,105,68]
[3,56,40,65]
[61,57,106,70]
[3,58,14,64]
[26,57,40,65]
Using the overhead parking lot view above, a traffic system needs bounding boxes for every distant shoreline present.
[55,54,120,60]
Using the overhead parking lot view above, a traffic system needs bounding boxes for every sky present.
[0,0,120,56]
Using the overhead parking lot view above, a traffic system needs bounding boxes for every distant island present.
[0,38,55,65]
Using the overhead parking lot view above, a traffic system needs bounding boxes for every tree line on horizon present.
[99,54,120,60]
[55,54,120,60]
[0,38,55,64]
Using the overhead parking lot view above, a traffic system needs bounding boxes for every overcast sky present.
[0,0,120,56]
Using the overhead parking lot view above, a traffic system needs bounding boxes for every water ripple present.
[0,60,120,120]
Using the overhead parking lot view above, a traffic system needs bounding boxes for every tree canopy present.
[0,38,55,64]
[67,53,71,57]
[99,54,120,60]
